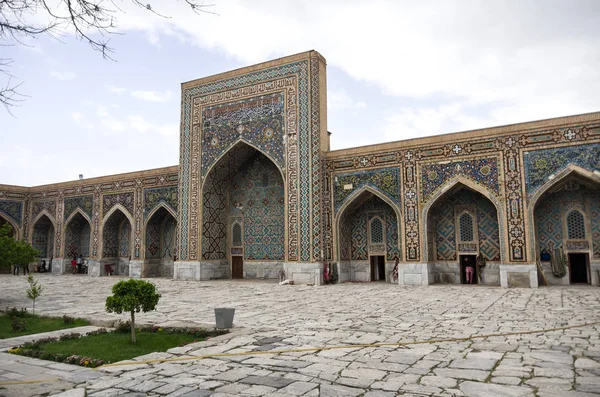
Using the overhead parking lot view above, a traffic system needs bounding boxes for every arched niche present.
[529,166,600,285]
[335,187,401,283]
[101,206,133,275]
[423,180,502,285]
[144,204,178,277]
[201,140,285,279]
[64,209,92,259]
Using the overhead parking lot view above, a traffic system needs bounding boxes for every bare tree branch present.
[0,0,215,113]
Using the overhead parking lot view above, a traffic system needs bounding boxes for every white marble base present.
[499,264,538,288]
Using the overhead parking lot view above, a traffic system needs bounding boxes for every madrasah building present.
[1,51,599,288]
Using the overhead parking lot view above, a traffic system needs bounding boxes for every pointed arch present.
[102,204,134,225]
[145,202,177,225]
[528,164,600,210]
[63,209,92,259]
[0,214,20,240]
[31,209,57,230]
[202,139,286,191]
[100,204,134,260]
[527,164,600,261]
[30,211,56,258]
[422,176,506,263]
[334,185,402,261]
[64,207,92,227]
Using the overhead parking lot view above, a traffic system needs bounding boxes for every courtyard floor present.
[0,274,599,397]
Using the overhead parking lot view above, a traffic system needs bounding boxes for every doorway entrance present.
[459,255,477,284]
[568,253,589,284]
[370,255,385,281]
[232,256,244,279]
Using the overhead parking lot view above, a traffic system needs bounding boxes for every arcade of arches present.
[1,51,599,287]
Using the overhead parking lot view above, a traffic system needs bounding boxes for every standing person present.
[23,261,29,275]
[465,256,475,284]
[71,256,78,274]
[392,254,399,283]
[77,254,83,274]
[48,256,53,273]
[13,263,19,275]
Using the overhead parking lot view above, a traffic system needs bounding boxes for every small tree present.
[0,223,16,271]
[105,279,161,344]
[26,274,43,315]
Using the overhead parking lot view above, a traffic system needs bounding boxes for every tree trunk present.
[33,300,35,316]
[130,310,136,344]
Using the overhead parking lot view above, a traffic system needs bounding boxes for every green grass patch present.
[0,312,89,339]
[10,327,229,367]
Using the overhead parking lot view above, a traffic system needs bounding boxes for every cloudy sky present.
[2,0,599,186]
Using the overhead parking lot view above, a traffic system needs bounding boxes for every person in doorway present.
[465,256,475,284]
[77,254,83,274]
[71,256,78,274]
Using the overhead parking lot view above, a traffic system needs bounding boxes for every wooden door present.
[232,256,243,279]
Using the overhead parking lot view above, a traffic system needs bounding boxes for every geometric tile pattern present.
[102,210,131,258]
[430,189,500,261]
[334,167,401,213]
[64,212,91,258]
[0,200,23,226]
[181,55,321,263]
[420,157,499,203]
[591,196,600,259]
[229,155,284,260]
[145,207,177,259]
[535,197,563,255]
[535,186,600,259]
[144,186,178,219]
[102,192,134,218]
[345,195,400,261]
[63,195,93,221]
[119,220,131,258]
[201,144,257,260]
[32,200,56,222]
[524,143,600,197]
[162,217,176,259]
[32,215,53,257]
[201,93,285,177]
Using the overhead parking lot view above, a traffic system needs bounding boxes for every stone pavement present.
[0,274,600,396]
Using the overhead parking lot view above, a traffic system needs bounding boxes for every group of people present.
[13,257,53,275]
[71,254,86,274]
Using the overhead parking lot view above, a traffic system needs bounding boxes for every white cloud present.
[108,86,126,95]
[131,90,173,102]
[71,112,84,122]
[328,89,367,110]
[50,71,77,81]
[101,118,126,132]
[107,0,600,146]
[127,115,178,137]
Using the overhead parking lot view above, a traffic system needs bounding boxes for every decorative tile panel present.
[420,157,500,203]
[0,200,23,226]
[144,186,178,219]
[102,192,134,218]
[32,200,56,221]
[524,143,600,196]
[334,167,401,213]
[63,196,93,220]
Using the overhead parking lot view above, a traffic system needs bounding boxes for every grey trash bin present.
[214,308,235,328]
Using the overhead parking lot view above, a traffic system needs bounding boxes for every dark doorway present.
[370,255,385,281]
[460,255,477,284]
[569,253,589,284]
[232,256,243,279]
